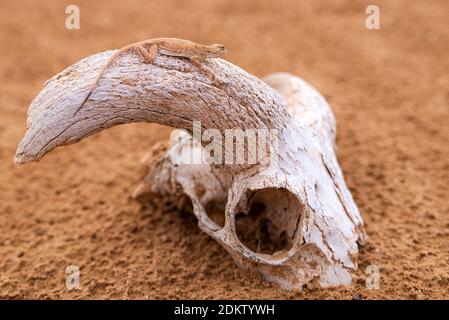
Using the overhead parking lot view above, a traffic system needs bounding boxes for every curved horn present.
[15,50,289,164]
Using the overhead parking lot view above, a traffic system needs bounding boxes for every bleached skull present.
[14,49,365,290]
[133,74,366,289]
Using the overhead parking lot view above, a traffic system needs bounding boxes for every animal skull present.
[15,50,366,289]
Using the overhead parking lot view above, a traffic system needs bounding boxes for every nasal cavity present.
[235,188,303,255]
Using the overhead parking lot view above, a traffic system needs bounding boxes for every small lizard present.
[74,38,226,116]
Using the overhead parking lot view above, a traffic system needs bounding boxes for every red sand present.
[0,0,448,299]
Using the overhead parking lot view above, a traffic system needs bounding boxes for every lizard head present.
[206,43,227,58]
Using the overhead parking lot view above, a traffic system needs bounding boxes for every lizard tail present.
[73,49,121,117]
[73,85,94,116]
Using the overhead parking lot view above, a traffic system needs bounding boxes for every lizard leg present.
[135,44,158,64]
[190,57,215,81]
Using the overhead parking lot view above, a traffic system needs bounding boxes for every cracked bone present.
[15,49,366,289]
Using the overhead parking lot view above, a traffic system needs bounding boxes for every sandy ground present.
[0,0,448,299]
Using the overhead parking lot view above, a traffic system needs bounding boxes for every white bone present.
[15,50,366,289]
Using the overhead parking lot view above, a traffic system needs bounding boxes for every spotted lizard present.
[74,38,226,115]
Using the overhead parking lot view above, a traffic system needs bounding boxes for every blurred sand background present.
[0,0,448,299]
